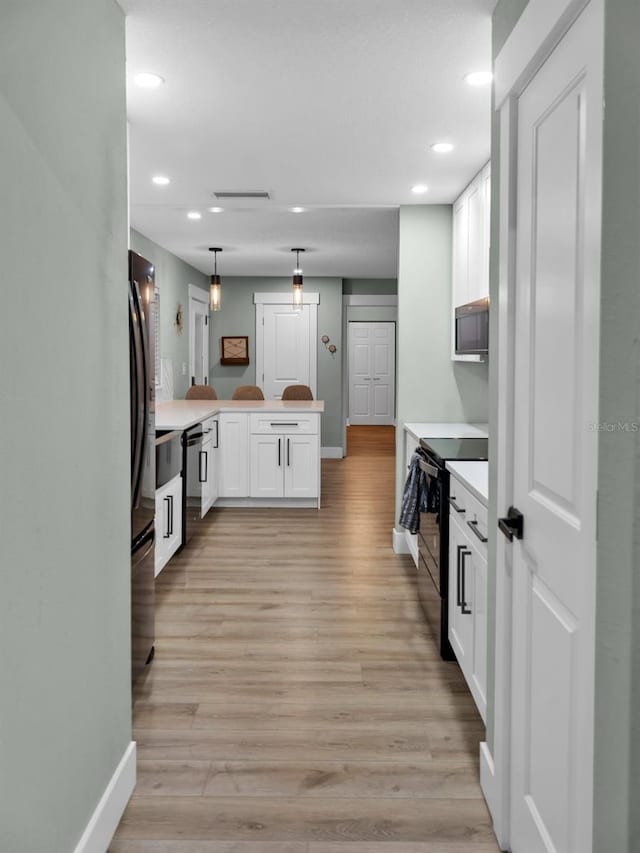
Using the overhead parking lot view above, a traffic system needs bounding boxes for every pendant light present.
[209,247,222,312]
[291,247,305,307]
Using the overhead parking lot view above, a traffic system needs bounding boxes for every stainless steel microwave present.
[455,297,489,356]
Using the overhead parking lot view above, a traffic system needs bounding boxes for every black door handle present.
[498,506,524,541]
[168,494,173,536]
[214,420,219,449]
[460,549,472,614]
[287,437,291,467]
[199,450,208,483]
[277,438,281,467]
[448,496,465,513]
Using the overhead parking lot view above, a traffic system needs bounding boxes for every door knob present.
[498,506,524,541]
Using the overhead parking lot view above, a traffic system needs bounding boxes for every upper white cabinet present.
[451,161,491,361]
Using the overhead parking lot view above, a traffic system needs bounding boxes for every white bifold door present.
[506,3,603,852]
[348,322,395,425]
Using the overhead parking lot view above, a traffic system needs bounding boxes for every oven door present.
[417,456,441,594]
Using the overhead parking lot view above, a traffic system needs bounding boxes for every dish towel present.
[399,452,430,535]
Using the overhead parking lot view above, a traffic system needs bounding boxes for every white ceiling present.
[122,0,496,278]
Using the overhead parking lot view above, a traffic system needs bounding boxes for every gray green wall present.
[343,278,398,295]
[395,205,490,518]
[130,229,209,400]
[0,2,130,851]
[594,1,640,849]
[209,277,344,449]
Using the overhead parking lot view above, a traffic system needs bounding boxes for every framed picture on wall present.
[221,336,250,365]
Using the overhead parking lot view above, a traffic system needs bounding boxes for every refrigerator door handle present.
[129,287,145,509]
[131,280,150,510]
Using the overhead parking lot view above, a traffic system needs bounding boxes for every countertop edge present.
[403,422,489,442]
[446,461,489,507]
[156,400,325,432]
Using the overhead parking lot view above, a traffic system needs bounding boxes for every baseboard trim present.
[73,741,136,853]
[217,498,318,508]
[321,447,343,459]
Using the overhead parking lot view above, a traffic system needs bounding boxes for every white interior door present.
[508,4,602,852]
[348,322,395,425]
[188,286,209,387]
[255,296,318,399]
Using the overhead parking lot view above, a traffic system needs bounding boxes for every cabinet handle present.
[168,494,173,536]
[199,450,208,483]
[467,519,488,543]
[214,420,219,449]
[278,438,281,467]
[448,496,465,513]
[460,549,472,615]
[163,496,171,538]
[287,437,291,467]
[456,545,466,607]
[270,422,299,427]
[373,377,381,380]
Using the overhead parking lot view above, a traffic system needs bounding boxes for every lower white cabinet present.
[250,433,319,498]
[155,473,182,576]
[448,487,488,721]
[218,413,249,497]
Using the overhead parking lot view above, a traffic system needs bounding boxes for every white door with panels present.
[255,293,319,400]
[500,4,603,852]
[348,322,395,425]
[188,285,209,387]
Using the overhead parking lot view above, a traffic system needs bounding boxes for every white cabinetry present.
[218,413,249,498]
[451,161,491,362]
[155,473,182,576]
[249,414,320,503]
[447,473,488,721]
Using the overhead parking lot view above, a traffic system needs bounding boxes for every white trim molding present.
[188,283,208,304]
[73,741,136,853]
[321,447,343,459]
[254,291,320,305]
[494,0,590,106]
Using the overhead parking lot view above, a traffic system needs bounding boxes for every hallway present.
[111,426,498,851]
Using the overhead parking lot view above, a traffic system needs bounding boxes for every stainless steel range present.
[416,437,489,660]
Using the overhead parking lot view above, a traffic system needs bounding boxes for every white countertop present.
[156,399,325,431]
[404,422,489,442]
[446,461,489,506]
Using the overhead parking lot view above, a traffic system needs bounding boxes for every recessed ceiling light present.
[134,72,165,89]
[152,175,170,186]
[431,142,455,154]
[208,207,224,214]
[290,207,306,213]
[411,184,429,194]
[187,211,202,220]
[465,71,493,87]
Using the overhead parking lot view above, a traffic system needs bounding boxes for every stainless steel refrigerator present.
[129,250,156,683]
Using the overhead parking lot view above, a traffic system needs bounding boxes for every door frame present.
[254,292,319,398]
[188,284,210,387]
[487,0,602,848]
[347,320,396,426]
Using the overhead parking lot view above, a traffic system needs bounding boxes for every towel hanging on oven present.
[399,451,430,535]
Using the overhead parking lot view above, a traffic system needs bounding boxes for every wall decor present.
[175,302,184,335]
[221,335,250,365]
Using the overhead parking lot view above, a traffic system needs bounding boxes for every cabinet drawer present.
[249,413,319,435]
[448,475,488,556]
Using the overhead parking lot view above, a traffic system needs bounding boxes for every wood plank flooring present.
[110,425,499,852]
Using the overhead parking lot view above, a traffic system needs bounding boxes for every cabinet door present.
[155,474,182,576]
[250,434,284,498]
[466,178,485,304]
[201,435,216,517]
[481,164,491,299]
[448,516,474,677]
[452,194,469,308]
[219,413,249,497]
[284,434,319,498]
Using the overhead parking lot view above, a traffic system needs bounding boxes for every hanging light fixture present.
[209,247,223,312]
[291,247,305,307]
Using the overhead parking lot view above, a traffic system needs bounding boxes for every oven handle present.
[418,458,439,479]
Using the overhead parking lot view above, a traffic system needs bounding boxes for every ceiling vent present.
[213,191,271,199]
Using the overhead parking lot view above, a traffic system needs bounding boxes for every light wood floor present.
[111,425,499,852]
